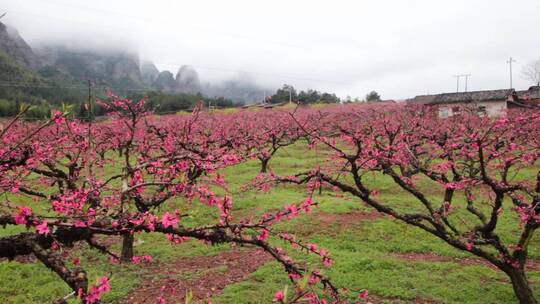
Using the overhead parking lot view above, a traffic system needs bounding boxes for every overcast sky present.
[2,0,540,99]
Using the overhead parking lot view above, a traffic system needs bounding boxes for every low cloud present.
[2,0,540,99]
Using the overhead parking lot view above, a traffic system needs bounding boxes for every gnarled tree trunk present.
[505,266,537,304]
[121,233,134,262]
[260,157,270,173]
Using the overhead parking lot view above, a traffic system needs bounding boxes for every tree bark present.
[505,267,537,304]
[120,233,134,262]
[260,158,270,173]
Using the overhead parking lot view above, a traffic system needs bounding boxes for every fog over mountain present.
[0,23,39,69]
[2,0,540,100]
[202,77,271,104]
[0,19,270,103]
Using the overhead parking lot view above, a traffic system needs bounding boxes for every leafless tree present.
[522,59,540,86]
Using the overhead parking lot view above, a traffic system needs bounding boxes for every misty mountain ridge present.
[0,22,39,70]
[34,45,144,89]
[0,21,269,104]
[201,79,270,105]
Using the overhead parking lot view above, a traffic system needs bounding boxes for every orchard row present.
[1,95,539,304]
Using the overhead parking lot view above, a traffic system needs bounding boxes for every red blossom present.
[86,276,111,304]
[36,221,50,235]
[161,212,179,229]
[14,206,32,225]
[273,290,285,302]
[257,229,270,241]
[359,290,369,300]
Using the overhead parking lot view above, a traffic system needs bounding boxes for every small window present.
[477,106,487,116]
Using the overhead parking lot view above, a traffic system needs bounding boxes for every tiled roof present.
[409,89,514,105]
[408,95,437,104]
[517,86,540,100]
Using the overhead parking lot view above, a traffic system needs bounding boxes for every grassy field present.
[1,142,539,303]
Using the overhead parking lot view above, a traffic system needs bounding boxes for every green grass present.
[1,142,539,303]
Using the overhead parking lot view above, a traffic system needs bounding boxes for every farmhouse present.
[409,87,540,118]
[517,86,540,106]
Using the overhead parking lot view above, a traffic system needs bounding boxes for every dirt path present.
[316,211,381,227]
[120,248,272,304]
[118,211,380,303]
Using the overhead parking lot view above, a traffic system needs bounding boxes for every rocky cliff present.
[175,65,200,94]
[153,71,177,93]
[34,46,143,87]
[141,60,160,86]
[0,21,146,91]
[0,22,270,104]
[150,65,201,94]
[0,22,39,69]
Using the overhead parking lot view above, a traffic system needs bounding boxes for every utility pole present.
[453,75,462,92]
[507,57,516,88]
[289,88,292,103]
[87,79,93,120]
[463,74,471,92]
[453,74,471,92]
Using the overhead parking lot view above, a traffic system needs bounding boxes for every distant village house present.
[408,86,540,118]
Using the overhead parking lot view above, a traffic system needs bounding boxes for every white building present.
[408,89,521,118]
